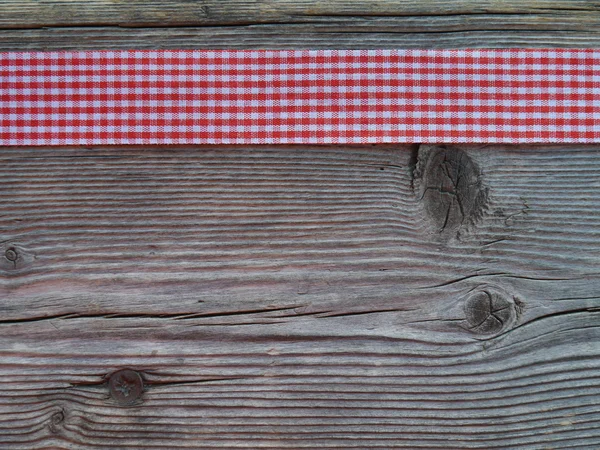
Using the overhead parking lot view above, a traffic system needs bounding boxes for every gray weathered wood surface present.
[1,1,600,449]
[3,0,600,50]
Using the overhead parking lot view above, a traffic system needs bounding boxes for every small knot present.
[1,244,34,271]
[464,288,521,335]
[4,248,17,262]
[48,409,65,434]
[51,411,64,425]
[108,369,144,405]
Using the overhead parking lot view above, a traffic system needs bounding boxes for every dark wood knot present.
[1,243,34,271]
[464,288,521,335]
[48,409,65,434]
[109,369,144,405]
[412,144,488,235]
[4,247,17,262]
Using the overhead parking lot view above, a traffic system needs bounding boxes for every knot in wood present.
[48,410,65,434]
[464,289,517,335]
[109,369,144,405]
[51,411,64,426]
[413,144,488,235]
[4,248,17,262]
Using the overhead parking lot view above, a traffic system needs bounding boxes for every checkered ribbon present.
[1,49,599,145]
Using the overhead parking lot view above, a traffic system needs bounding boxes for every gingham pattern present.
[1,49,600,145]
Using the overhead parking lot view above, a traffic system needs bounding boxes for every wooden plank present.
[3,25,600,51]
[3,8,600,51]
[3,0,600,51]
[1,144,599,448]
[1,0,600,29]
[1,1,600,447]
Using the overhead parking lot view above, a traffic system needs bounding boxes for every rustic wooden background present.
[1,1,600,449]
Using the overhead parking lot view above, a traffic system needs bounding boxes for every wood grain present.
[2,1,600,447]
[4,25,600,51]
[3,0,600,50]
[1,0,600,29]
[1,144,599,448]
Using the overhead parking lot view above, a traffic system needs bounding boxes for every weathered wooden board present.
[0,144,599,448]
[2,0,600,50]
[3,25,600,51]
[1,0,600,29]
[1,0,600,448]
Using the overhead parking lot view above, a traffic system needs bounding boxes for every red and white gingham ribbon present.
[1,49,599,146]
